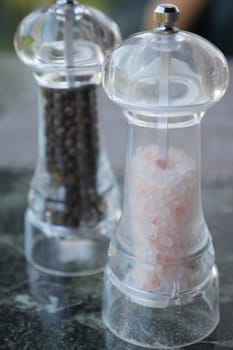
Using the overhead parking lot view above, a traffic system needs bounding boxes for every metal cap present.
[56,0,77,5]
[154,4,180,34]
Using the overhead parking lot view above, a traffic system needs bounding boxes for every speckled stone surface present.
[0,172,233,350]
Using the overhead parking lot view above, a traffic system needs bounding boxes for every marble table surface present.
[0,171,233,350]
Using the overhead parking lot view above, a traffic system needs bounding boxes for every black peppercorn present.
[41,85,102,227]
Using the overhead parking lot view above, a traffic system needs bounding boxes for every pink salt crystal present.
[144,149,155,161]
[143,273,160,291]
[176,205,186,218]
[157,159,167,170]
[164,256,175,264]
[128,144,198,294]
[159,235,173,248]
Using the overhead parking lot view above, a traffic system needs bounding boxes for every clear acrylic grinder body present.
[14,0,121,276]
[102,5,229,348]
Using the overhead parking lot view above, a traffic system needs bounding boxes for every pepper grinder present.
[102,5,229,348]
[14,0,121,276]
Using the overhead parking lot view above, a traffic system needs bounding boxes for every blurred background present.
[0,0,149,49]
[0,0,233,180]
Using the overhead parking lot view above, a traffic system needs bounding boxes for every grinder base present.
[103,265,219,349]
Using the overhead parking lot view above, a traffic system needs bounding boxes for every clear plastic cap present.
[103,4,229,115]
[14,0,121,75]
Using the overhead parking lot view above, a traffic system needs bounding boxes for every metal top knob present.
[154,4,180,34]
[56,0,77,5]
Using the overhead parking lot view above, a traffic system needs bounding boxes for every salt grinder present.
[102,5,229,348]
[14,0,121,276]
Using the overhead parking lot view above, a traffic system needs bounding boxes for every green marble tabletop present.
[0,171,233,350]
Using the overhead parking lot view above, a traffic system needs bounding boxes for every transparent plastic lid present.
[103,5,229,114]
[14,0,121,74]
